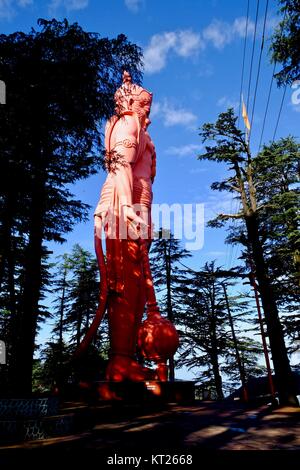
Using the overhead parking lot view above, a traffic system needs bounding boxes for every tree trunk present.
[12,178,44,395]
[10,91,45,394]
[0,193,18,392]
[246,213,298,406]
[11,79,49,395]
[0,195,17,320]
[210,350,224,400]
[210,281,224,400]
[0,191,16,294]
[58,266,67,367]
[76,305,83,348]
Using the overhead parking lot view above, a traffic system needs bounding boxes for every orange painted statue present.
[78,71,178,382]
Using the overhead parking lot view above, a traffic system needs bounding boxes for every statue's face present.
[131,91,152,124]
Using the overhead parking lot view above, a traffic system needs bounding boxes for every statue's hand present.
[123,205,144,225]
[123,205,148,238]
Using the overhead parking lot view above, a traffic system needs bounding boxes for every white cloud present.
[49,0,88,13]
[176,30,204,57]
[0,0,32,19]
[0,0,14,19]
[144,30,202,74]
[67,0,88,9]
[17,0,32,6]
[217,95,239,111]
[205,192,240,223]
[203,20,232,49]
[150,101,161,117]
[124,0,142,13]
[232,17,255,37]
[165,144,202,158]
[203,17,255,50]
[144,32,177,73]
[144,16,256,74]
[164,106,197,127]
[151,100,197,128]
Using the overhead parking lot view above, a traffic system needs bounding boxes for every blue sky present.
[1,0,299,265]
[1,0,299,373]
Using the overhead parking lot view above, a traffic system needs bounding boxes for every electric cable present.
[249,0,269,143]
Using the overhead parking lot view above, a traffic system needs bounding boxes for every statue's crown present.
[114,70,152,114]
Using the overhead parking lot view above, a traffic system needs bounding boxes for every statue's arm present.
[94,115,146,236]
[110,115,138,208]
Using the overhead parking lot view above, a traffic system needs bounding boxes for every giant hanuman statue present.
[78,71,178,384]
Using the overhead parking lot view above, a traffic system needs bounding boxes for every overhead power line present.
[258,6,288,150]
[230,0,250,271]
[258,61,276,150]
[246,0,260,114]
[238,0,250,128]
[272,82,288,142]
[249,0,269,143]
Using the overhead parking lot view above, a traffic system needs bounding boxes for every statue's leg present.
[106,239,152,381]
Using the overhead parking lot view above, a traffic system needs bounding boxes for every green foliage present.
[271,0,300,85]
[0,18,142,393]
[253,138,300,349]
[217,135,300,349]
[62,244,100,347]
[222,336,266,393]
[37,340,107,392]
[199,108,247,164]
[198,109,299,405]
[177,262,264,399]
[37,244,109,390]
[198,109,254,231]
[52,246,109,350]
[199,110,299,328]
[149,230,191,379]
[150,230,191,320]
[33,343,71,392]
[254,137,300,289]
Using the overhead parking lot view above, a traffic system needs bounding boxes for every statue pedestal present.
[95,380,195,403]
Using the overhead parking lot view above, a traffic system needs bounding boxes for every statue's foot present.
[105,355,156,382]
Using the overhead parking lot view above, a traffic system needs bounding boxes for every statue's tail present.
[74,228,108,358]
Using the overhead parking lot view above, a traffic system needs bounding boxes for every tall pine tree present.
[150,230,191,380]
[198,109,299,406]
[271,0,300,85]
[178,262,264,399]
[0,18,142,394]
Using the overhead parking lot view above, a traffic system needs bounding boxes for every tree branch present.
[219,213,244,220]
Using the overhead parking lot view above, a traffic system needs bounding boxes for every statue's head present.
[114,71,153,124]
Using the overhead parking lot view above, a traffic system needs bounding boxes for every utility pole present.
[162,237,175,381]
[222,282,248,402]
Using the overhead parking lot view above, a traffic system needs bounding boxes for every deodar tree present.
[197,109,299,406]
[0,18,142,394]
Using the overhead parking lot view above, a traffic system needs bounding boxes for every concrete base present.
[95,380,195,403]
